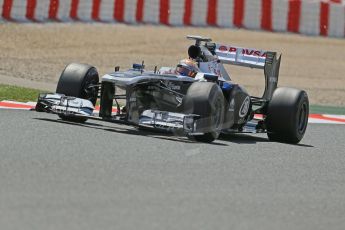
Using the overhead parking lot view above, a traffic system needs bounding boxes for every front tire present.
[266,87,309,144]
[56,63,99,123]
[184,82,225,143]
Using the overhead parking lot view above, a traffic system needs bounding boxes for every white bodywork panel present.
[215,44,267,69]
[199,61,230,81]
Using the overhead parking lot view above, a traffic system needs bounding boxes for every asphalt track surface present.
[1,109,345,230]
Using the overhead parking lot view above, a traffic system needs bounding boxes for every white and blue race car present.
[36,36,309,143]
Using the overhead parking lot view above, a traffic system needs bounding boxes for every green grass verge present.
[0,84,344,114]
[309,105,345,115]
[0,84,48,102]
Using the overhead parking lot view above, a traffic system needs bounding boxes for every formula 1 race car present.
[36,35,309,144]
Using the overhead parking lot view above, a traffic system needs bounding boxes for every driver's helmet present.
[176,59,199,78]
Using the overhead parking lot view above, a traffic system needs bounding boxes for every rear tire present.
[266,87,309,144]
[184,82,225,143]
[56,63,99,123]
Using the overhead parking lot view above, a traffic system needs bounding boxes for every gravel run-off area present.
[0,23,344,106]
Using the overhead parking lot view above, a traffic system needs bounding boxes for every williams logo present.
[239,96,250,118]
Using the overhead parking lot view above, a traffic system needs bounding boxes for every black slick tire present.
[56,63,99,123]
[184,82,225,143]
[266,87,309,144]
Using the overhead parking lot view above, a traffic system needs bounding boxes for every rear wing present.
[215,44,267,69]
[215,44,281,101]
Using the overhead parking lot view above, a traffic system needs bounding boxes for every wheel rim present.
[84,80,98,101]
[298,102,308,133]
[83,73,98,105]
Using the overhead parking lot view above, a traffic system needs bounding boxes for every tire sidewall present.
[56,63,99,123]
[56,63,99,106]
[292,91,309,140]
[184,82,225,139]
[266,87,309,143]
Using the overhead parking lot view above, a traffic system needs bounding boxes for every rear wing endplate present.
[215,44,281,101]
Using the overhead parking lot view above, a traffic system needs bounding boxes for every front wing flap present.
[35,93,94,116]
[139,110,201,134]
